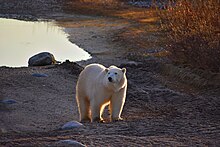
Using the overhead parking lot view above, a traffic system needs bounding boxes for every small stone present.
[32,73,48,77]
[91,35,97,38]
[61,121,83,130]
[120,61,141,68]
[127,61,140,66]
[0,99,17,104]
[0,128,7,134]
[28,52,56,66]
[56,140,86,147]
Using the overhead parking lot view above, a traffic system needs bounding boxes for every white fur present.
[76,63,127,122]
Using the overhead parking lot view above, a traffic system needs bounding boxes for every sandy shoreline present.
[61,16,131,67]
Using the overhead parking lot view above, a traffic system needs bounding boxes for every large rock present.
[28,52,56,66]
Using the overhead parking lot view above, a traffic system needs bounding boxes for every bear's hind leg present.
[77,97,90,122]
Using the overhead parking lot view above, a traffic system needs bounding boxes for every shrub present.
[159,0,220,72]
[79,0,120,6]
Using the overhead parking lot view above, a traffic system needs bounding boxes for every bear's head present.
[104,65,126,91]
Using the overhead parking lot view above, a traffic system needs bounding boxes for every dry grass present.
[79,0,120,6]
[64,0,158,22]
[159,0,220,72]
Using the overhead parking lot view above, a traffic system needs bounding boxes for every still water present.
[0,18,91,67]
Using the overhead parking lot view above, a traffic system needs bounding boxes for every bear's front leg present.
[90,99,104,123]
[110,87,126,122]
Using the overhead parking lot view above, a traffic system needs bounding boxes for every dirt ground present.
[0,0,220,146]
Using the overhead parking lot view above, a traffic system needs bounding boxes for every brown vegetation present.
[66,0,220,72]
[79,0,120,6]
[159,0,220,72]
[64,0,158,22]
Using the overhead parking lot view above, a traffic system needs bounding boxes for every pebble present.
[61,121,83,130]
[32,73,48,77]
[56,140,86,147]
[0,99,17,104]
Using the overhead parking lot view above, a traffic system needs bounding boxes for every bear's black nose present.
[108,77,112,82]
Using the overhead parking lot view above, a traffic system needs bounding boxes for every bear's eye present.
[114,72,117,75]
[108,72,110,75]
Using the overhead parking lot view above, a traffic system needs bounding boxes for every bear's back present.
[82,64,105,78]
[77,64,106,91]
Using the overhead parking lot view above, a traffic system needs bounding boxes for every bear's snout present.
[108,77,113,82]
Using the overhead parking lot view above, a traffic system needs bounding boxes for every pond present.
[0,18,91,67]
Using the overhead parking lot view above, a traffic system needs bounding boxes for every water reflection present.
[0,18,91,67]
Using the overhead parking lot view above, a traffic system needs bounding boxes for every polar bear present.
[76,63,127,122]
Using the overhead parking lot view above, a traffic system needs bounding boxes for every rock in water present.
[56,140,86,147]
[28,52,56,66]
[61,121,83,130]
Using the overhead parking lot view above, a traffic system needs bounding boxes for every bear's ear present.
[122,68,126,74]
[105,68,109,73]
